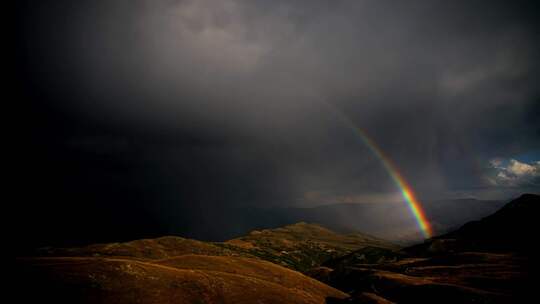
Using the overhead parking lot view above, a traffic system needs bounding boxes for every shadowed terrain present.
[311,194,537,303]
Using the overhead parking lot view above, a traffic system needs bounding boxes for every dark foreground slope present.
[405,193,538,255]
[313,194,537,304]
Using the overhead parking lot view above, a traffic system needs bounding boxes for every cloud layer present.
[16,0,540,243]
[488,158,540,187]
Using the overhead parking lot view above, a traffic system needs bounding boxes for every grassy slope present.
[36,222,397,272]
[223,222,398,272]
[20,222,395,303]
[36,235,252,259]
[312,195,537,303]
[17,256,347,304]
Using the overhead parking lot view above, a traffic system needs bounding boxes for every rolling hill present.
[17,255,347,304]
[35,236,251,259]
[34,222,396,272]
[17,222,394,303]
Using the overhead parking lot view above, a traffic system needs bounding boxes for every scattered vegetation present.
[222,222,398,272]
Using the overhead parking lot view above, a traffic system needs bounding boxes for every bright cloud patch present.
[488,158,540,187]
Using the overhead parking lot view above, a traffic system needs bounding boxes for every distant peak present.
[282,222,331,231]
[287,222,320,227]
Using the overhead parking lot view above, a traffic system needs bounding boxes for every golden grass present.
[19,256,348,304]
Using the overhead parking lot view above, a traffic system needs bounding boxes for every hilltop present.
[36,236,252,259]
[224,222,397,271]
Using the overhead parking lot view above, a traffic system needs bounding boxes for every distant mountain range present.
[200,198,507,243]
[19,197,507,251]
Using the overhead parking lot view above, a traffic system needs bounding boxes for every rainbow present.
[330,108,433,238]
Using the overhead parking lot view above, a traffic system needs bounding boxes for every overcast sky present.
[16,0,539,243]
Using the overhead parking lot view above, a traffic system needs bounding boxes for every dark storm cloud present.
[17,0,540,244]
